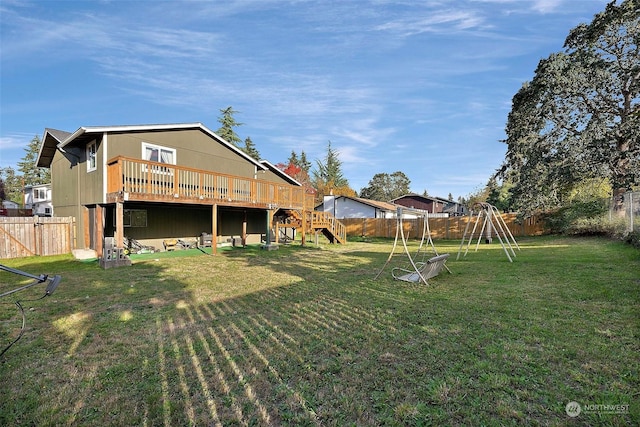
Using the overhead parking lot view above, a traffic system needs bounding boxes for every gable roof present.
[36,123,266,170]
[37,128,72,168]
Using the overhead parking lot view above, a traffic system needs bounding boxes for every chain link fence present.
[622,191,639,232]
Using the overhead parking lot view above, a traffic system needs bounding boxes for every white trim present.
[102,133,108,204]
[141,142,176,164]
[56,122,267,171]
[86,141,97,172]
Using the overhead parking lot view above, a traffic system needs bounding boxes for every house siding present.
[107,130,259,178]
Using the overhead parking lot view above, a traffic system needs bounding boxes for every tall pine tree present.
[216,106,243,148]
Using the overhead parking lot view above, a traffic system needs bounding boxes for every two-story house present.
[24,183,54,217]
[36,123,344,258]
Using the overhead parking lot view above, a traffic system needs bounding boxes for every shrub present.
[624,231,640,249]
[542,199,610,235]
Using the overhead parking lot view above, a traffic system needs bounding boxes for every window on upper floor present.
[87,141,97,172]
[141,142,176,173]
[35,189,47,200]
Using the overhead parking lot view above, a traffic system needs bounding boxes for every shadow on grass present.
[0,236,638,425]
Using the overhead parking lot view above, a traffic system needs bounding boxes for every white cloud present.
[376,10,486,36]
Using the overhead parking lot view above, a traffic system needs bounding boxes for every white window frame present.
[141,142,176,173]
[87,141,97,172]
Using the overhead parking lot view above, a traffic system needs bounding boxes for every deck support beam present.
[115,202,124,248]
[212,204,218,255]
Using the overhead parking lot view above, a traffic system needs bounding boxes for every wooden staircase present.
[277,209,346,244]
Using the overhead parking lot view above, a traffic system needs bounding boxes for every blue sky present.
[0,0,608,200]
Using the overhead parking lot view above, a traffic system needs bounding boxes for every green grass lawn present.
[0,236,638,426]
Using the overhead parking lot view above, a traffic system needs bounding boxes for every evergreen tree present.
[0,167,22,204]
[242,136,261,160]
[287,151,299,167]
[312,141,354,202]
[17,135,50,186]
[299,151,311,173]
[216,106,243,148]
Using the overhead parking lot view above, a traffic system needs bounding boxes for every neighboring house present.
[24,183,54,216]
[36,123,344,258]
[317,195,399,219]
[391,194,466,217]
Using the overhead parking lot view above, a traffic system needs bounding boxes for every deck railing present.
[107,156,315,210]
[306,211,347,243]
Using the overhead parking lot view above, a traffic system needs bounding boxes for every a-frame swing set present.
[456,202,520,262]
[375,207,451,285]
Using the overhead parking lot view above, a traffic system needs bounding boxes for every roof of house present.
[317,195,398,212]
[36,123,266,170]
[391,193,457,204]
[259,160,301,186]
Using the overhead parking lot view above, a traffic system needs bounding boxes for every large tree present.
[18,135,50,186]
[312,141,355,202]
[0,166,22,204]
[359,171,411,201]
[499,0,639,215]
[216,106,243,148]
[242,136,261,160]
[279,150,312,186]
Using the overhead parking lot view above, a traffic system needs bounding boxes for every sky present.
[0,0,610,200]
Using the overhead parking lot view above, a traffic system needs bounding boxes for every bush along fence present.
[620,191,639,233]
[0,216,76,259]
[341,213,545,240]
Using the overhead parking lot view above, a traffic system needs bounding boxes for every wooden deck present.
[105,156,346,244]
[106,156,315,210]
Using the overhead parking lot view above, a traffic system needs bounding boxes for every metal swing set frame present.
[375,207,451,285]
[456,202,520,262]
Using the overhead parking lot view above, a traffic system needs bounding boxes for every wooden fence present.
[0,217,76,259]
[341,214,546,239]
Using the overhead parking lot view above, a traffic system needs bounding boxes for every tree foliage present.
[0,177,6,201]
[278,150,312,186]
[0,135,50,204]
[18,135,50,186]
[359,171,411,201]
[500,0,639,215]
[216,106,243,148]
[0,167,22,204]
[312,141,355,202]
[242,137,261,160]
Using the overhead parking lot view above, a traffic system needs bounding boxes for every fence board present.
[342,214,546,239]
[0,217,75,259]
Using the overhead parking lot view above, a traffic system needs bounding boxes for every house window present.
[142,142,175,173]
[87,142,97,172]
[123,209,147,227]
[35,189,47,200]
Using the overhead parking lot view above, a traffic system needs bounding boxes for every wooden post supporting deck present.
[242,210,247,246]
[115,202,124,248]
[96,205,104,258]
[212,204,218,255]
[301,210,307,246]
